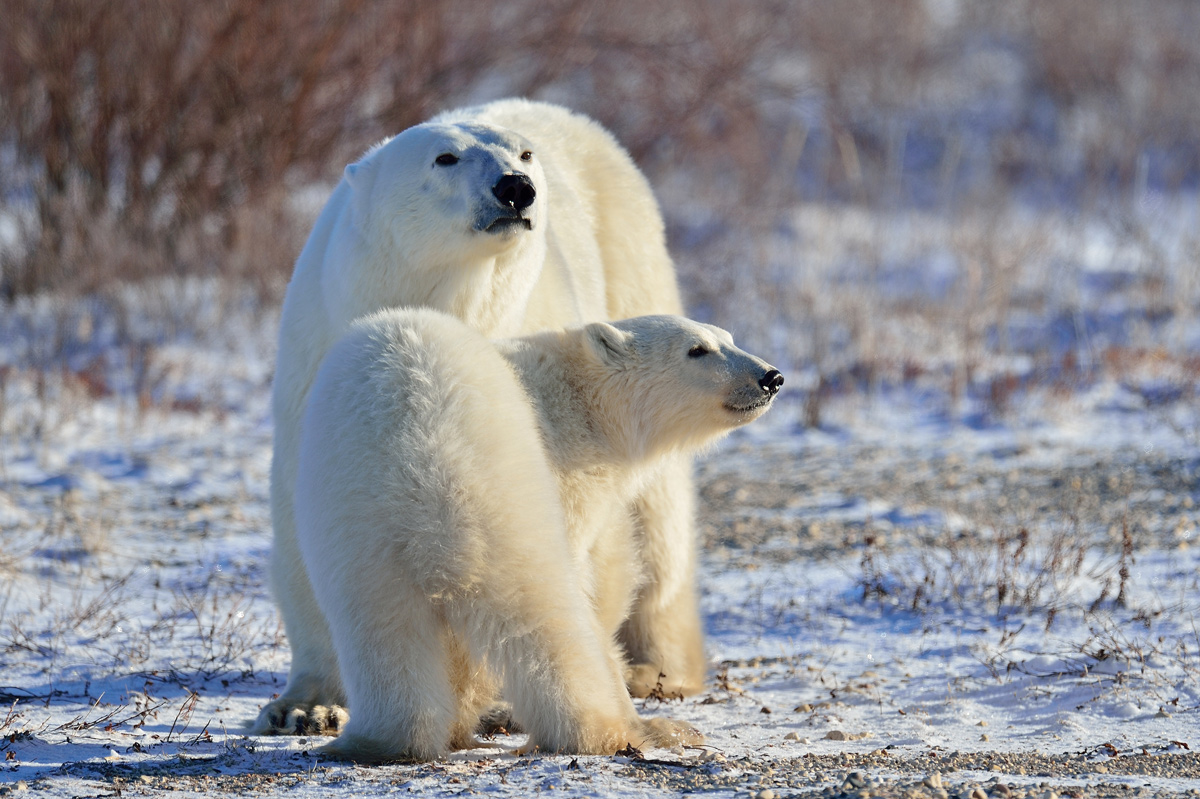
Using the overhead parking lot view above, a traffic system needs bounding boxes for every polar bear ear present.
[585,322,632,365]
[343,157,380,216]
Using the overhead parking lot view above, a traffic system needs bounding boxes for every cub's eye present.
[688,345,710,358]
[520,150,533,161]
[434,153,459,166]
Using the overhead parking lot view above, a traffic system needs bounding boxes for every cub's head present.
[580,315,783,460]
[343,121,545,264]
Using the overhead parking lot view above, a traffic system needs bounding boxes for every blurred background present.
[2,0,1198,424]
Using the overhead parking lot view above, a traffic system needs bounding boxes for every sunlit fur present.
[258,99,693,735]
[294,310,779,762]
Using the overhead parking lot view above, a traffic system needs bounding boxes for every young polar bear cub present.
[296,310,783,762]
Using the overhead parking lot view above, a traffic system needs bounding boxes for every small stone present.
[825,730,849,741]
[971,788,989,799]
[990,785,1012,798]
[845,771,868,788]
[794,703,814,713]
[977,720,988,727]
[755,791,777,799]
[924,772,944,789]
[980,733,990,741]
[784,731,803,741]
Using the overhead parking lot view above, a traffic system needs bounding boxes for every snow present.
[1,271,1198,796]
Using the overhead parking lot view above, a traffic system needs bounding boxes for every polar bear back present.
[296,309,568,601]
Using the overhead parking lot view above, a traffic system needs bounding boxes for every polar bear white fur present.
[294,311,783,762]
[257,99,701,735]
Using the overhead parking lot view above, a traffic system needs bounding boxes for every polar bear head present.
[576,315,783,461]
[341,120,547,284]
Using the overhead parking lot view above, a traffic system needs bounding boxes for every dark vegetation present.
[5,1,1200,295]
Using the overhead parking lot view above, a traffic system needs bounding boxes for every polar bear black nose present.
[492,173,536,211]
[759,369,784,396]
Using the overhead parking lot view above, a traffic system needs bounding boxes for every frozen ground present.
[1,279,1198,798]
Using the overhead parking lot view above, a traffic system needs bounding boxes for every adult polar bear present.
[255,99,701,734]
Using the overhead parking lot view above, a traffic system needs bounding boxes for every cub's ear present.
[585,322,632,365]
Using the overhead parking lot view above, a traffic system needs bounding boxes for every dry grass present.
[708,202,1200,427]
[1,3,1197,431]
[851,509,1200,689]
[856,521,1105,621]
[0,522,282,734]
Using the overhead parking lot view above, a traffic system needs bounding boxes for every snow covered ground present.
[1,256,1198,797]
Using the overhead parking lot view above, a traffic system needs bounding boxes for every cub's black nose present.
[759,369,784,395]
[492,173,536,211]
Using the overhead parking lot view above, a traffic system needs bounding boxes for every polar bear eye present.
[688,345,711,358]
[434,153,459,166]
[520,150,533,161]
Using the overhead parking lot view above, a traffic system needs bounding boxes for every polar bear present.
[257,99,701,735]
[294,310,783,762]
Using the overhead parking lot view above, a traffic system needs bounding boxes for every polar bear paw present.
[476,702,525,736]
[252,699,348,736]
[506,715,702,757]
[634,716,704,749]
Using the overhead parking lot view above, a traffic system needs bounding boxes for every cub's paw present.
[251,699,348,736]
[634,716,704,749]
[317,733,422,765]
[506,741,538,757]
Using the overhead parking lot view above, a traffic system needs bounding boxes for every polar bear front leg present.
[251,483,347,735]
[621,455,707,699]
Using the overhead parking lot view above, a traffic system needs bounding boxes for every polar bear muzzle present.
[724,366,785,416]
[492,173,536,211]
[480,172,537,234]
[759,368,784,396]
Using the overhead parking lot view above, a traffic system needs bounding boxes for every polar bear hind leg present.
[316,577,462,764]
[316,510,698,762]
